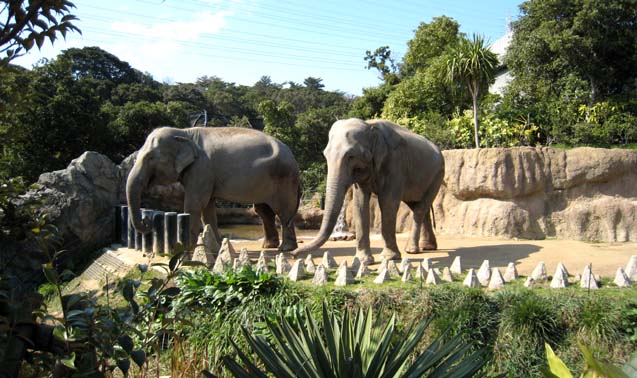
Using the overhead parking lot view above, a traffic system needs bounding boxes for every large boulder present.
[347,147,637,242]
[35,152,121,255]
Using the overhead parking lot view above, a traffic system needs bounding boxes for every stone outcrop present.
[346,147,637,242]
[35,152,121,255]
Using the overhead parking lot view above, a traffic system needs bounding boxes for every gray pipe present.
[152,211,165,256]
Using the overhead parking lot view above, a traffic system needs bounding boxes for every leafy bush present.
[174,266,283,313]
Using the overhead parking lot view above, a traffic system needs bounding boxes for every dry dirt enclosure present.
[234,231,637,278]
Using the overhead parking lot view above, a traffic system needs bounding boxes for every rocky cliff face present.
[350,147,637,242]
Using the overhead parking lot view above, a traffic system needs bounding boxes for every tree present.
[364,46,399,84]
[303,76,324,90]
[0,0,80,65]
[507,0,637,104]
[401,16,460,77]
[446,34,498,148]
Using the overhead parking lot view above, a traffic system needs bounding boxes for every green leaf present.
[544,343,573,378]
[42,264,59,284]
[169,252,183,272]
[60,352,76,370]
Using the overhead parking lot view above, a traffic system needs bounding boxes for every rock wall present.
[348,147,637,242]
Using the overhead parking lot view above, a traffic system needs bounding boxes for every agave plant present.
[223,303,488,378]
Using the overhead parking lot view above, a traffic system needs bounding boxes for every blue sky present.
[14,0,522,96]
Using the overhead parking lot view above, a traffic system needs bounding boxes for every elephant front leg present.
[184,199,203,252]
[378,193,401,260]
[254,203,280,249]
[353,185,374,265]
[202,200,222,245]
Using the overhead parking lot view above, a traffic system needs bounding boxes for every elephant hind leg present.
[419,172,444,251]
[405,202,426,254]
[254,203,279,248]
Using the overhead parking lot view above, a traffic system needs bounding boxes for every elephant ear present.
[173,136,200,174]
[369,120,402,174]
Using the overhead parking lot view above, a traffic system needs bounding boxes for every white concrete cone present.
[441,267,454,282]
[463,268,480,288]
[400,258,412,274]
[402,266,413,282]
[335,261,355,286]
[421,257,432,272]
[488,268,505,290]
[426,268,441,285]
[350,256,361,273]
[579,264,599,289]
[312,265,328,286]
[276,253,291,275]
[531,261,548,281]
[288,259,305,281]
[524,276,536,288]
[356,263,370,278]
[386,260,401,278]
[614,267,631,288]
[212,252,228,274]
[255,252,269,274]
[219,237,236,260]
[450,256,462,275]
[238,248,251,267]
[550,265,568,288]
[503,262,518,282]
[557,262,570,277]
[374,268,390,284]
[415,262,427,280]
[321,251,338,269]
[477,260,491,286]
[626,256,637,281]
[305,255,316,274]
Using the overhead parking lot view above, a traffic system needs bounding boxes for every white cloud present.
[111,10,233,42]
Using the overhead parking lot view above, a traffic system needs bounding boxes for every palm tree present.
[446,34,499,148]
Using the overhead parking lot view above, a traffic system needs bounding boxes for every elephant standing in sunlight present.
[126,126,301,251]
[292,118,444,262]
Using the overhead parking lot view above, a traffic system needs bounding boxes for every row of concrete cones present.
[191,226,636,289]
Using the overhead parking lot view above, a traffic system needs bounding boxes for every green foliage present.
[174,266,283,313]
[401,16,461,77]
[0,0,81,65]
[223,302,488,378]
[543,343,634,378]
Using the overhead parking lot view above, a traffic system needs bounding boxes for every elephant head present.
[293,118,401,254]
[126,127,199,233]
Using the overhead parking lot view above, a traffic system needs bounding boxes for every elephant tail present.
[291,182,302,227]
[430,205,436,229]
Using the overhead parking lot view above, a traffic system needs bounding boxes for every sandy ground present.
[231,232,637,278]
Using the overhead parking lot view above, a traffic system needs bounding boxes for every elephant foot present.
[380,248,401,261]
[405,247,422,254]
[355,250,374,265]
[262,239,280,249]
[278,240,298,252]
[419,242,437,251]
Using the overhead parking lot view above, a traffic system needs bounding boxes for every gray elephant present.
[126,126,301,251]
[292,118,444,262]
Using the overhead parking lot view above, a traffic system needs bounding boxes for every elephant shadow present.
[430,244,541,270]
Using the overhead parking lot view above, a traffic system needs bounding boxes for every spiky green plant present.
[222,303,488,378]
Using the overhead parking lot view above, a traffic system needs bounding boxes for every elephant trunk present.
[126,160,152,234]
[293,170,349,255]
